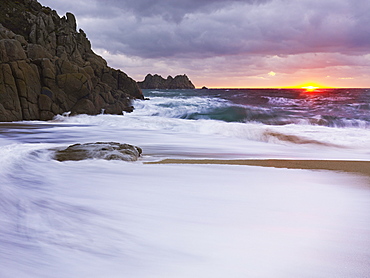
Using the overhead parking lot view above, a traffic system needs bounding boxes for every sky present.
[39,0,370,88]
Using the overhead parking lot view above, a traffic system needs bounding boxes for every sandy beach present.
[146,159,370,177]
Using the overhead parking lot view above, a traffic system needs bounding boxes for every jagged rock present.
[0,0,143,122]
[0,63,22,120]
[38,92,52,110]
[57,73,90,100]
[27,44,53,60]
[138,74,195,89]
[53,142,142,162]
[66,13,77,30]
[71,98,96,115]
[0,39,27,62]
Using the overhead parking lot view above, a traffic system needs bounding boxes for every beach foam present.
[1,155,370,277]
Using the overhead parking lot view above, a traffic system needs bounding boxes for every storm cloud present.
[39,0,370,87]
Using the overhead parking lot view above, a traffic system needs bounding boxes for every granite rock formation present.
[138,74,195,89]
[53,142,142,162]
[0,0,143,122]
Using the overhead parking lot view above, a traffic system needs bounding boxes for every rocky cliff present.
[138,74,195,89]
[0,0,143,122]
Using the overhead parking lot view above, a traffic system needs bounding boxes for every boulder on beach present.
[53,142,142,162]
[0,0,143,122]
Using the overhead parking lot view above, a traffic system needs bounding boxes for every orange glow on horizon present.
[301,85,320,91]
[196,84,357,89]
[196,81,339,89]
[295,82,329,92]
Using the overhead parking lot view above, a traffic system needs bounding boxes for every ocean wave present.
[52,113,370,151]
[132,97,370,128]
[261,130,344,148]
[266,96,307,106]
[347,103,370,110]
[132,96,230,119]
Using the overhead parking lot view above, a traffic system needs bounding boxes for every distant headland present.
[0,0,143,122]
[138,74,195,90]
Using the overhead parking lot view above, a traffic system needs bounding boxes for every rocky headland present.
[138,74,195,89]
[0,0,143,122]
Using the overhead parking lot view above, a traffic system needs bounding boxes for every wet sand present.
[146,159,370,177]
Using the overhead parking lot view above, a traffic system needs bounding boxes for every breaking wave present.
[131,90,370,128]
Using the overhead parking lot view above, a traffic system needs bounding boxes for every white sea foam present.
[132,96,229,118]
[0,153,369,278]
[51,112,370,160]
[266,96,307,106]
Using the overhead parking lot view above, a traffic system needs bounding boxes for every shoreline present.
[145,159,370,177]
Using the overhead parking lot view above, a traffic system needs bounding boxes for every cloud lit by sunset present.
[39,0,370,88]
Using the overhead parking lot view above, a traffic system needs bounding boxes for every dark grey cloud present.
[102,0,271,22]
[39,0,370,60]
[41,0,271,21]
[39,0,370,88]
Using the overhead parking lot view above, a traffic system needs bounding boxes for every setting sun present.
[297,82,326,92]
[301,85,319,91]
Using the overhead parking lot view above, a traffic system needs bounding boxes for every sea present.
[0,88,370,277]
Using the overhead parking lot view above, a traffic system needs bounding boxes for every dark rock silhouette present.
[0,0,143,122]
[138,74,195,89]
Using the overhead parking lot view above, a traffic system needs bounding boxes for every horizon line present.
[195,87,370,89]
